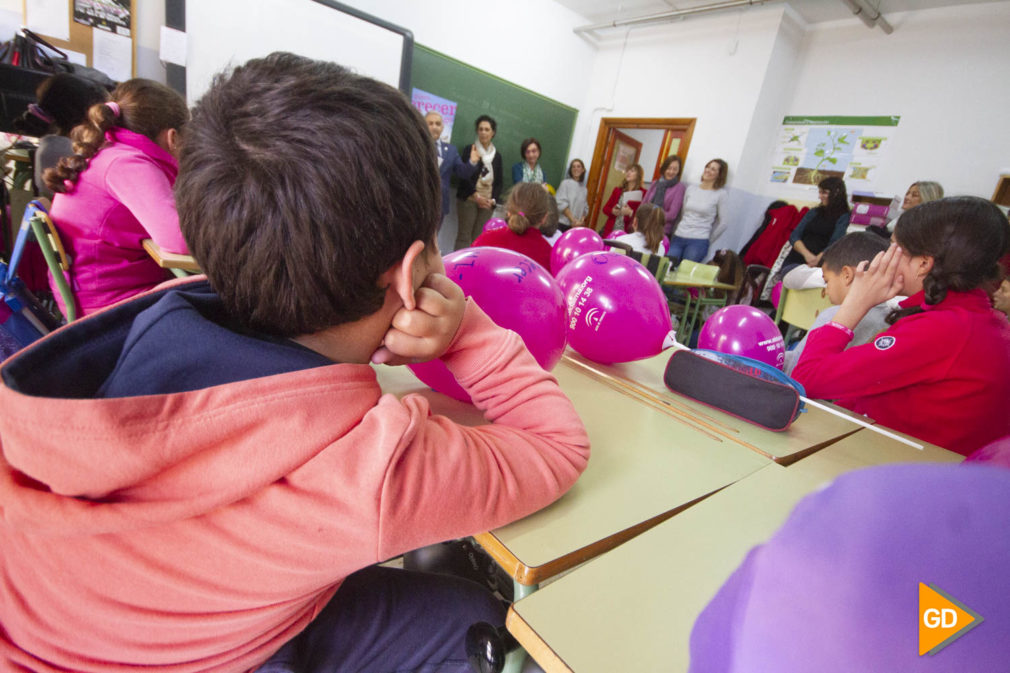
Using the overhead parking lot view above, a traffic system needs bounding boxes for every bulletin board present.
[411,44,578,192]
[21,0,136,80]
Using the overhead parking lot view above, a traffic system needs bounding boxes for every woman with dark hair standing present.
[12,73,109,199]
[511,137,549,188]
[555,158,588,230]
[793,196,1010,456]
[783,176,850,267]
[641,154,686,238]
[669,158,728,263]
[44,78,189,317]
[455,114,502,250]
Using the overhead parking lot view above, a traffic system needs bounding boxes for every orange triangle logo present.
[918,583,984,656]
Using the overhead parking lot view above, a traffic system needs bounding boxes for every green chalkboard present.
[411,44,578,193]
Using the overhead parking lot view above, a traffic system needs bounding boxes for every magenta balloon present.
[697,305,786,370]
[770,281,783,308]
[409,246,568,402]
[555,251,675,364]
[608,230,626,239]
[483,217,508,233]
[550,227,605,276]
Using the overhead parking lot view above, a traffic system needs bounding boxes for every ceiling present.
[553,0,1006,27]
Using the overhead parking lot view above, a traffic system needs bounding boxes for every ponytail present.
[634,202,665,253]
[44,78,188,194]
[506,183,551,235]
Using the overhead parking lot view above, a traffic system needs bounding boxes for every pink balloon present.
[661,235,670,254]
[698,305,786,370]
[770,281,783,308]
[550,227,605,276]
[409,247,567,402]
[483,217,508,233]
[555,251,675,364]
[607,230,626,239]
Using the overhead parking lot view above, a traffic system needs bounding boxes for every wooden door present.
[593,130,643,231]
[586,118,697,233]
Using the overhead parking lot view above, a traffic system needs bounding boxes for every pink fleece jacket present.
[48,128,189,317]
[0,298,590,672]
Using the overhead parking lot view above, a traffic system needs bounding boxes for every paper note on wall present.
[92,27,131,82]
[159,26,187,66]
[26,0,70,41]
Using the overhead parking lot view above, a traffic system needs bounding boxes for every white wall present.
[782,2,1010,200]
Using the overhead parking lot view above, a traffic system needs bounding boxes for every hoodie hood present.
[0,279,379,535]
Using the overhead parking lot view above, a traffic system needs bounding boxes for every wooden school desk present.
[662,268,737,345]
[563,350,860,464]
[506,428,963,673]
[372,358,771,599]
[142,238,201,277]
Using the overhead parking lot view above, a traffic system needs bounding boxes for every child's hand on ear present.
[834,244,904,330]
[370,273,466,366]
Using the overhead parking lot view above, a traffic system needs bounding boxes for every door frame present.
[585,117,696,232]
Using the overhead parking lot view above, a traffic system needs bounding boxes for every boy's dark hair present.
[820,232,889,272]
[888,196,1010,324]
[176,52,440,337]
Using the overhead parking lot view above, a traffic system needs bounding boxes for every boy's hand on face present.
[371,273,466,366]
[834,244,904,330]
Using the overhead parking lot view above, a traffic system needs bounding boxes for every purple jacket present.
[642,180,686,236]
[49,128,187,317]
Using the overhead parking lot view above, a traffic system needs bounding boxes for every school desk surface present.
[373,359,771,589]
[562,350,861,464]
[506,428,962,673]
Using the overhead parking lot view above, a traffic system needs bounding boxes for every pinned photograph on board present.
[74,0,132,36]
[770,170,791,183]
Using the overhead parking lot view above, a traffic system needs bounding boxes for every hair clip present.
[518,211,526,217]
[105,101,121,118]
[28,103,54,124]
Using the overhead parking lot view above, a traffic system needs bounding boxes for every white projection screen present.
[184,0,412,105]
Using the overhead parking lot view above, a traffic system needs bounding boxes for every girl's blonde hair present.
[633,202,665,253]
[506,183,551,234]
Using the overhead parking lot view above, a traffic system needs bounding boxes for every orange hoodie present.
[0,291,589,673]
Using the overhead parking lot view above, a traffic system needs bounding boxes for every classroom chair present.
[602,241,672,282]
[17,199,77,322]
[775,286,833,345]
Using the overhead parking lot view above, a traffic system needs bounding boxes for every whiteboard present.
[185,0,411,105]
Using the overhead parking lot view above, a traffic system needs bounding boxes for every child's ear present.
[382,240,427,311]
[840,266,856,285]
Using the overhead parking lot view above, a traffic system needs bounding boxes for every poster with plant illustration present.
[769,115,899,195]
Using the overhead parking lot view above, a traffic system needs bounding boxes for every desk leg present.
[677,293,693,344]
[502,581,539,673]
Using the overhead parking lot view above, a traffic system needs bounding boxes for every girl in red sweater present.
[792,196,1010,455]
[472,182,553,270]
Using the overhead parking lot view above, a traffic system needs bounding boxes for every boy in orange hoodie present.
[0,52,590,673]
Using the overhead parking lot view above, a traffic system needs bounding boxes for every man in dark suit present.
[426,111,478,225]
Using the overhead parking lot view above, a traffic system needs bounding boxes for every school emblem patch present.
[874,336,896,350]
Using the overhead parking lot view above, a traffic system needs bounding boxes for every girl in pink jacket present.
[44,79,190,318]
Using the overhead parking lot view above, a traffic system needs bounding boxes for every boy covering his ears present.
[0,52,589,673]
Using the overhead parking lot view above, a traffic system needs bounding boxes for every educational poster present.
[74,0,132,37]
[411,88,457,143]
[769,115,899,197]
